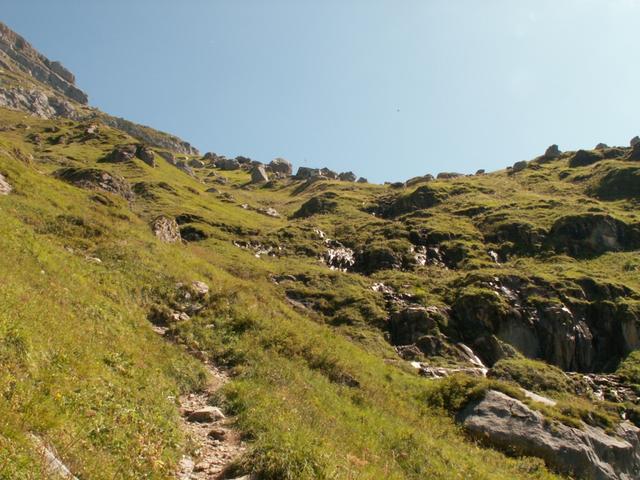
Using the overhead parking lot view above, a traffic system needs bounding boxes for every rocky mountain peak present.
[0,21,88,104]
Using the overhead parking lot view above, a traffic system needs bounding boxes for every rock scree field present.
[1,19,640,480]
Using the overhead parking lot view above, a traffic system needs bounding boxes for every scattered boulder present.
[151,216,181,243]
[105,144,136,163]
[405,174,434,187]
[630,136,640,147]
[135,145,156,167]
[235,156,252,165]
[543,144,561,159]
[250,165,269,184]
[295,167,321,179]
[186,406,225,423]
[54,168,134,200]
[338,171,356,182]
[269,158,292,175]
[219,158,240,171]
[188,159,205,169]
[0,173,11,195]
[437,172,463,180]
[569,149,602,168]
[457,390,640,480]
[320,168,338,179]
[357,177,368,183]
[475,169,485,175]
[511,161,528,173]
[596,143,609,150]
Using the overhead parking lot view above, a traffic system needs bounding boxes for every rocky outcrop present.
[54,167,134,201]
[630,136,640,147]
[543,144,561,159]
[295,167,321,179]
[378,185,446,217]
[569,149,602,168]
[250,165,269,184]
[593,167,640,200]
[436,172,463,179]
[135,145,156,167]
[511,160,527,173]
[405,174,434,187]
[104,145,137,163]
[0,173,11,195]
[0,87,78,119]
[338,171,356,182]
[268,158,292,175]
[151,216,181,243]
[0,21,88,104]
[547,213,640,257]
[452,274,640,371]
[457,390,640,480]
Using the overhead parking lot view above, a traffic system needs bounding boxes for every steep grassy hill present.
[1,19,640,480]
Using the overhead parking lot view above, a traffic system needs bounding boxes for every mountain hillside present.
[1,20,640,480]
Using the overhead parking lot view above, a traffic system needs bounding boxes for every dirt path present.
[153,325,246,479]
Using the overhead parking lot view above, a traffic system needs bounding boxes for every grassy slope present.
[0,108,562,479]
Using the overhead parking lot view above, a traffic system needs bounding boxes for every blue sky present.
[3,1,640,182]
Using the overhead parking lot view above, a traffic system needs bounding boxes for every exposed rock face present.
[0,21,88,104]
[0,87,78,119]
[136,145,156,167]
[457,390,640,480]
[0,173,11,195]
[250,165,269,184]
[54,168,134,201]
[548,213,640,257]
[338,171,356,182]
[569,149,602,168]
[452,274,640,371]
[389,306,438,345]
[268,158,292,175]
[104,145,136,163]
[151,216,181,243]
[188,159,205,168]
[544,144,561,159]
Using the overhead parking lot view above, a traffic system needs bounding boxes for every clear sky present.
[3,1,640,182]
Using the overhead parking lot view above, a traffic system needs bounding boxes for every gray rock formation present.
[151,216,181,243]
[135,145,156,167]
[406,175,434,187]
[0,173,11,195]
[357,177,368,183]
[105,145,137,163]
[630,136,640,147]
[511,160,528,172]
[219,158,240,171]
[188,159,205,168]
[544,144,561,159]
[457,390,640,480]
[295,167,322,179]
[475,169,485,175]
[596,143,609,150]
[0,87,78,119]
[338,171,357,182]
[0,21,88,104]
[250,165,269,184]
[269,158,292,175]
[436,172,463,179]
[54,167,134,201]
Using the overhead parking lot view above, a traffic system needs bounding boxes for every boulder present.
[151,216,181,243]
[457,390,640,480]
[357,177,368,183]
[511,160,528,173]
[105,144,136,163]
[250,165,269,184]
[188,159,205,168]
[292,193,339,218]
[544,144,561,159]
[596,143,609,150]
[235,156,252,165]
[436,172,463,180]
[630,136,640,147]
[175,160,195,177]
[338,171,356,182]
[219,158,240,171]
[320,167,338,179]
[630,142,640,161]
[156,150,175,165]
[295,167,321,179]
[191,281,209,297]
[269,158,292,175]
[54,168,134,201]
[0,173,11,195]
[186,406,225,423]
[475,169,485,175]
[135,145,156,167]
